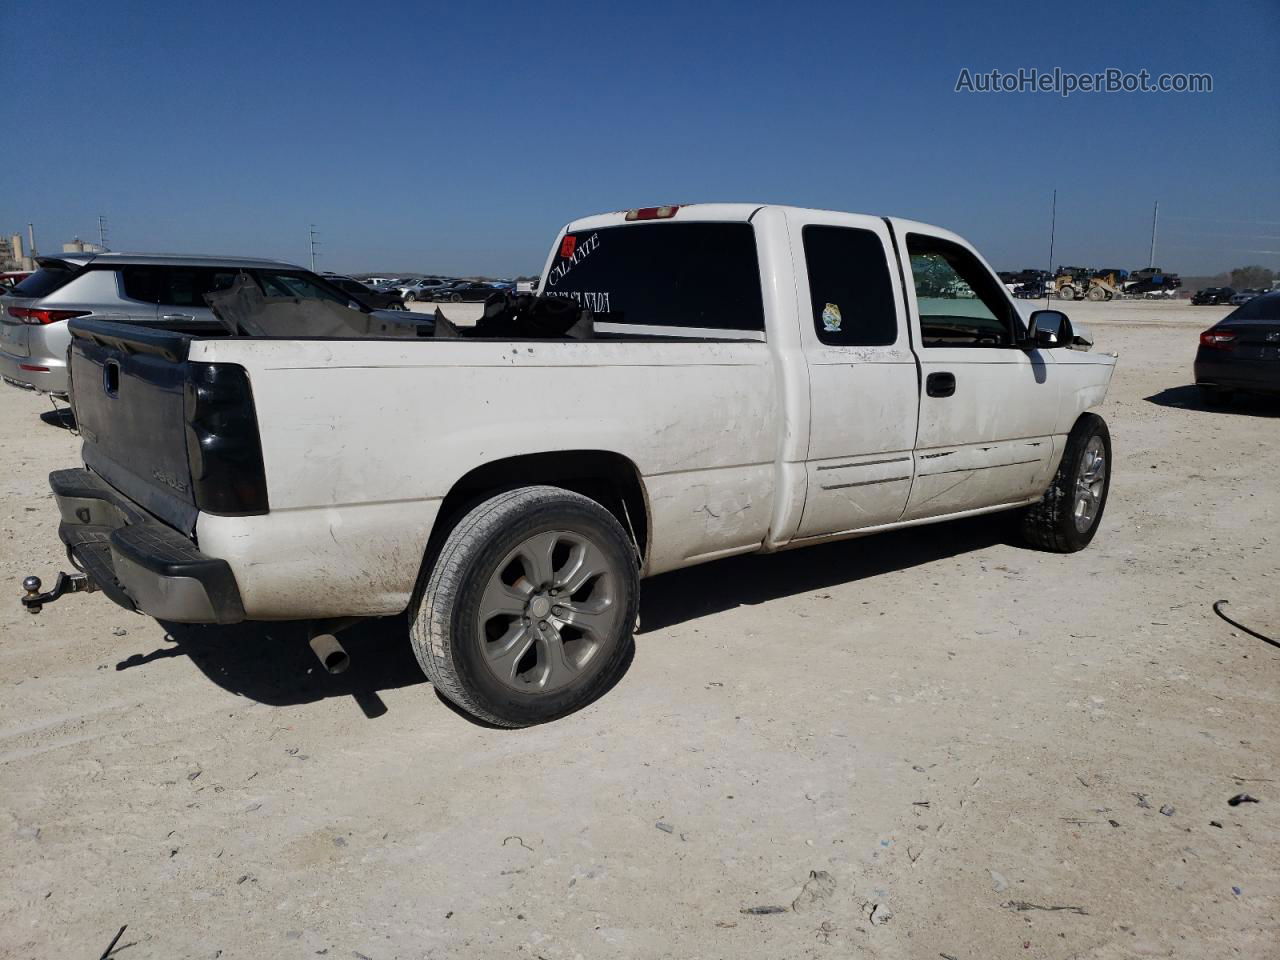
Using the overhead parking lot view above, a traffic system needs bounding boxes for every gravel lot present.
[1,300,1277,959]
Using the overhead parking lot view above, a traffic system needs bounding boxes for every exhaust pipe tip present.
[308,633,350,675]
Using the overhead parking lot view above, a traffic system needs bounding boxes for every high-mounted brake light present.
[7,306,91,325]
[625,205,681,221]
[1199,330,1236,349]
[560,235,577,258]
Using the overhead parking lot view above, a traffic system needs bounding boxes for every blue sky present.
[3,0,1277,276]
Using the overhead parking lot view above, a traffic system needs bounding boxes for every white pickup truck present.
[25,204,1116,726]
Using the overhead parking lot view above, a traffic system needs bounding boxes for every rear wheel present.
[405,293,417,302]
[410,486,639,726]
[1086,285,1106,302]
[1058,285,1077,301]
[450,293,462,302]
[1020,414,1111,552]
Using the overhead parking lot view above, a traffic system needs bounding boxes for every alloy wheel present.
[475,530,621,693]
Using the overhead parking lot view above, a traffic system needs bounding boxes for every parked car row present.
[1190,287,1269,306]
[356,276,518,303]
[321,274,407,310]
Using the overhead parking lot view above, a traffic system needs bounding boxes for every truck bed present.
[68,319,782,618]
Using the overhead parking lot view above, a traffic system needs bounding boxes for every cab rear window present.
[541,222,764,333]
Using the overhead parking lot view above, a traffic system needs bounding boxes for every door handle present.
[926,372,956,398]
[161,313,195,321]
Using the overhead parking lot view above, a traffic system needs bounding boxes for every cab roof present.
[563,203,950,237]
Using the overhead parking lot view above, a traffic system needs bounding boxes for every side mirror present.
[1026,309,1073,349]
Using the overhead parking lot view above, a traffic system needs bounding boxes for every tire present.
[450,293,462,302]
[1086,285,1106,302]
[409,486,640,727]
[1020,413,1111,552]
[1058,285,1076,301]
[405,293,417,303]
[1198,385,1233,406]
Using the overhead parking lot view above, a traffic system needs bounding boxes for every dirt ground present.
[1,300,1277,959]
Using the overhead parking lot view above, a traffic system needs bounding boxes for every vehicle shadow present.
[638,512,1014,634]
[39,408,77,430]
[118,611,636,726]
[1144,385,1280,418]
[118,615,429,719]
[112,512,1017,723]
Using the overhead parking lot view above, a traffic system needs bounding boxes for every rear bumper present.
[51,468,245,623]
[1194,355,1280,394]
[0,347,70,396]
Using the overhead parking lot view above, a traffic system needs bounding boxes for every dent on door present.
[904,351,1059,521]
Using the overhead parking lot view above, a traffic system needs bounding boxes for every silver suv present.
[1,253,370,398]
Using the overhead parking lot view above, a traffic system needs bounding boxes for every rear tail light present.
[7,306,91,325]
[1199,330,1236,349]
[184,362,269,515]
[624,205,681,221]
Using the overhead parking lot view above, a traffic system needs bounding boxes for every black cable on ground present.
[1213,600,1280,650]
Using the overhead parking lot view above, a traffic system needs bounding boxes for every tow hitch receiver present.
[21,572,97,614]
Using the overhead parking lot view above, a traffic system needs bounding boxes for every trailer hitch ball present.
[22,576,43,613]
[20,571,94,614]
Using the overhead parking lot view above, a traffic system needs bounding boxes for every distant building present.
[0,233,34,271]
[62,237,106,254]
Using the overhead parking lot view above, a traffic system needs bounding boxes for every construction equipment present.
[1054,267,1127,302]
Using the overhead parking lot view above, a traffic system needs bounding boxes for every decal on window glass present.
[821,302,842,333]
[548,290,612,312]
[547,232,601,289]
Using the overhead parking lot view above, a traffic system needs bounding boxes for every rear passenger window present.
[542,222,765,334]
[160,269,239,307]
[802,225,898,346]
[121,267,162,303]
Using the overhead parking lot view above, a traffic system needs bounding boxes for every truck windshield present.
[541,222,764,334]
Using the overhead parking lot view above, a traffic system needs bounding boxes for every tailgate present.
[0,299,32,356]
[70,319,199,534]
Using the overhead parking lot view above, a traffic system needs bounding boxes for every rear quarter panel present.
[190,338,779,618]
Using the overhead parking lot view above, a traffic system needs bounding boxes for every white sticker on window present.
[822,302,842,332]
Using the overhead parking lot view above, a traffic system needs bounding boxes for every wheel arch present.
[425,450,650,573]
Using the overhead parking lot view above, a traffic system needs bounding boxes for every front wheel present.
[410,486,639,726]
[1020,413,1111,552]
